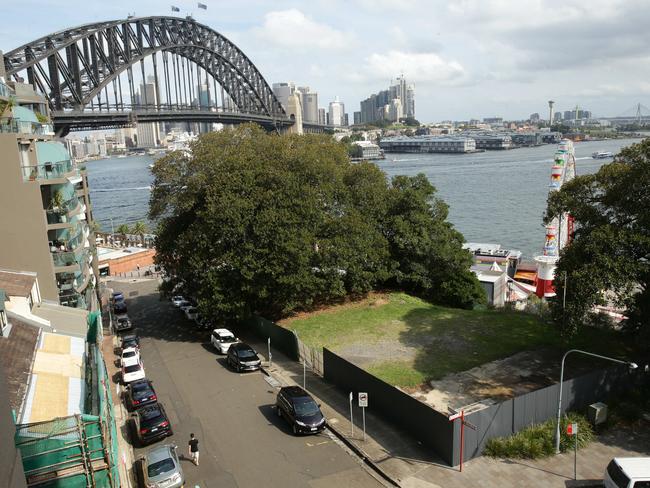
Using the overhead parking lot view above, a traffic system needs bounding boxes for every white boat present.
[117,154,127,159]
[592,151,613,159]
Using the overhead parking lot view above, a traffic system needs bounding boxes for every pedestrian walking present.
[188,433,199,466]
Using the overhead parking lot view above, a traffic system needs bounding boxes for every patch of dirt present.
[421,349,560,413]
[278,291,390,325]
[337,340,416,367]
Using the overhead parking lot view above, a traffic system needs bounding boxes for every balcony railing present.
[46,195,83,224]
[0,116,53,135]
[22,160,75,182]
[59,289,86,309]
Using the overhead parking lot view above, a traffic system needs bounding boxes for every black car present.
[276,386,326,435]
[120,333,139,351]
[133,403,173,445]
[114,300,127,314]
[115,314,133,332]
[124,379,157,411]
[226,343,261,372]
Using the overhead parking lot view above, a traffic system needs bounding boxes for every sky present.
[2,0,650,122]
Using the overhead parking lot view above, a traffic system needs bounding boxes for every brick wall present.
[101,249,156,275]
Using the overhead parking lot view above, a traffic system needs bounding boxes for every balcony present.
[0,117,53,135]
[46,194,83,225]
[0,81,9,98]
[22,160,76,182]
[58,289,87,309]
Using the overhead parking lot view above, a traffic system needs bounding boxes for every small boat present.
[117,154,127,159]
[592,151,613,159]
[148,164,154,169]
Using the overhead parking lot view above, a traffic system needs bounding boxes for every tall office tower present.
[328,97,345,127]
[298,86,319,124]
[548,100,555,125]
[272,82,295,111]
[0,79,98,311]
[405,84,416,118]
[388,98,403,122]
[353,111,361,125]
[136,76,161,147]
[318,108,327,125]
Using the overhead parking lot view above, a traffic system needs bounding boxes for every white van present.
[604,458,650,488]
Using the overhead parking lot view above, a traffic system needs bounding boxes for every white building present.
[298,87,319,124]
[353,140,382,160]
[272,82,295,111]
[328,97,345,127]
[318,108,327,125]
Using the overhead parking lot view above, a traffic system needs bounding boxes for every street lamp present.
[555,349,637,454]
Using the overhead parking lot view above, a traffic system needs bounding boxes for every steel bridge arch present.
[3,16,286,119]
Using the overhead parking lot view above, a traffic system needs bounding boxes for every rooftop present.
[97,246,151,262]
[0,269,37,297]
[0,319,40,413]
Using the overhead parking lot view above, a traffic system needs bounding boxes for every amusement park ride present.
[533,140,576,298]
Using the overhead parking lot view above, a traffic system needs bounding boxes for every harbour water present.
[85,138,639,259]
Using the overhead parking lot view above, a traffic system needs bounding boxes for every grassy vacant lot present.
[279,292,635,388]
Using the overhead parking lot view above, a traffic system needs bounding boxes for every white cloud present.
[362,50,466,85]
[253,9,352,50]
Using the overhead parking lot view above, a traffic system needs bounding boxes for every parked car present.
[124,379,157,411]
[115,314,133,332]
[112,291,124,303]
[122,361,145,384]
[275,386,326,435]
[120,333,139,351]
[171,296,185,307]
[210,328,239,354]
[114,300,127,314]
[140,444,184,488]
[184,307,199,321]
[133,403,173,445]
[195,315,212,330]
[604,457,650,488]
[178,300,191,312]
[120,347,140,368]
[226,343,261,372]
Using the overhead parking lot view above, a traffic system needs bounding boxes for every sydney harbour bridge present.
[3,16,323,134]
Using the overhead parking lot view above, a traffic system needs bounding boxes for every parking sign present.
[358,392,368,408]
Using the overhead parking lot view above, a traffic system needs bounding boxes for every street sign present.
[358,392,368,408]
[567,423,578,435]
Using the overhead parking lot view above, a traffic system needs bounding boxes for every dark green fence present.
[242,315,299,361]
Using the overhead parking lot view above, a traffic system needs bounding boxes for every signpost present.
[267,338,272,368]
[349,392,354,437]
[448,408,476,472]
[358,392,368,441]
[567,422,578,480]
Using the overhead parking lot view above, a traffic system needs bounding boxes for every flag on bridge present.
[198,2,207,9]
[171,6,180,12]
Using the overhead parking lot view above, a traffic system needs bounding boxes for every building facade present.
[328,97,345,126]
[0,77,99,311]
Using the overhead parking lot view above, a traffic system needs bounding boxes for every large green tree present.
[150,124,482,322]
[545,139,650,337]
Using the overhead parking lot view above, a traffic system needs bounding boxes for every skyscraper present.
[359,76,415,124]
[328,97,345,127]
[272,82,295,111]
[136,76,161,147]
[298,87,319,124]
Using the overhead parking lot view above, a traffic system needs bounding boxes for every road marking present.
[306,440,330,447]
[264,375,281,388]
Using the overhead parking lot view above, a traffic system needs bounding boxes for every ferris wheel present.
[535,139,576,298]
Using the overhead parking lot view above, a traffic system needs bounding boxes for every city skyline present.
[1,0,649,122]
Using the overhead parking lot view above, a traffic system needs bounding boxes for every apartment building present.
[0,75,99,311]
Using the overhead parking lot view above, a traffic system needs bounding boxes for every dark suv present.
[124,379,157,411]
[133,403,173,445]
[226,343,261,372]
[120,333,139,351]
[275,386,326,435]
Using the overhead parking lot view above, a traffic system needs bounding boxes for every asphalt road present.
[109,279,383,488]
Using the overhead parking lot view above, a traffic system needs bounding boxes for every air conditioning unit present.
[588,402,608,425]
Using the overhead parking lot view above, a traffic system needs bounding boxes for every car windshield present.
[147,458,175,477]
[118,318,129,323]
[123,351,136,358]
[238,349,257,359]
[606,461,631,488]
[293,397,320,417]
[124,364,141,373]
[142,407,162,421]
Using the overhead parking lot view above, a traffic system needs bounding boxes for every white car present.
[171,296,185,307]
[178,301,192,312]
[121,347,140,368]
[122,361,146,384]
[604,457,650,488]
[210,328,239,354]
[184,307,199,321]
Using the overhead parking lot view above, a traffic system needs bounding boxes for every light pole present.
[555,349,637,453]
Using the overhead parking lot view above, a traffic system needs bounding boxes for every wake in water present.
[92,186,151,192]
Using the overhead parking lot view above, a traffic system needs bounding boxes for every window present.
[607,461,631,488]
[633,482,650,488]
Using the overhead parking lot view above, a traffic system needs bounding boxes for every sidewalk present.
[241,331,650,488]
[101,334,137,488]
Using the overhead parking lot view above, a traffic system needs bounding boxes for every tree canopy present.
[150,124,483,322]
[545,138,650,338]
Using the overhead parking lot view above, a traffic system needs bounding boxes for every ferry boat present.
[592,151,613,159]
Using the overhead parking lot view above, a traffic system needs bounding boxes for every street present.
[109,279,384,488]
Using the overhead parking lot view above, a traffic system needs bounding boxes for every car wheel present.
[236,363,241,373]
[292,424,298,436]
